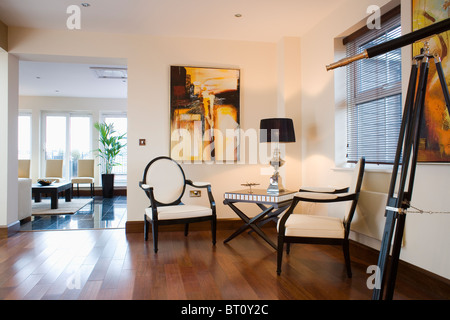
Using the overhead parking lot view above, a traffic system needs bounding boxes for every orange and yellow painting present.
[413,0,450,161]
[170,66,240,162]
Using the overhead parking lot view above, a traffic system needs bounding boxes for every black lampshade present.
[260,118,296,143]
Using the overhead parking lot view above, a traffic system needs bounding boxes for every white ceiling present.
[0,0,348,98]
[19,61,128,99]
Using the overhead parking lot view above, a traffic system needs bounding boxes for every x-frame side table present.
[223,189,297,250]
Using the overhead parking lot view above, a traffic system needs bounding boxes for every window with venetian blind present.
[345,13,402,164]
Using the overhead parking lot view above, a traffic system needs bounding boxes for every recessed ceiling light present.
[234,13,242,18]
[81,3,90,7]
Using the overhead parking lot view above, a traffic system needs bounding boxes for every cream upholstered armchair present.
[139,156,216,253]
[71,159,95,197]
[18,159,31,178]
[42,159,64,182]
[277,157,365,278]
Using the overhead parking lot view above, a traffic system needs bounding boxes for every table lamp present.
[260,118,296,194]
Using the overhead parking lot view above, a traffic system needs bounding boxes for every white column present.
[0,51,19,233]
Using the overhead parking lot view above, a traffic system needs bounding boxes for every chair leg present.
[144,215,149,241]
[277,235,285,275]
[211,217,217,245]
[90,183,94,198]
[152,222,159,253]
[343,240,352,278]
[184,223,189,236]
[286,243,291,255]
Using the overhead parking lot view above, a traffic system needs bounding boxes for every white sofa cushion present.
[145,205,212,221]
[279,214,345,239]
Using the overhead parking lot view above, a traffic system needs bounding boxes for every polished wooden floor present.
[0,227,447,301]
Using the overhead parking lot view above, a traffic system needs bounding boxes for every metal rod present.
[326,18,450,71]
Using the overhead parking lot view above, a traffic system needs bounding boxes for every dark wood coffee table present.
[32,181,72,209]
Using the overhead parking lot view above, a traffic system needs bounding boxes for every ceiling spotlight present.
[234,13,242,18]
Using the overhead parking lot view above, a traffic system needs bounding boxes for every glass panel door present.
[70,115,92,178]
[43,113,92,180]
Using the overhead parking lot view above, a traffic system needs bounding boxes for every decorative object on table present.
[170,66,240,162]
[260,118,296,194]
[37,179,53,186]
[412,1,450,162]
[240,182,259,193]
[94,122,127,198]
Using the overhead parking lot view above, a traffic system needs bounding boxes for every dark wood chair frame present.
[139,156,217,253]
[277,157,365,278]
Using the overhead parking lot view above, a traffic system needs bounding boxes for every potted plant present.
[94,121,127,198]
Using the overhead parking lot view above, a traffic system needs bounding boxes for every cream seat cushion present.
[279,214,345,239]
[145,205,212,221]
[72,177,94,184]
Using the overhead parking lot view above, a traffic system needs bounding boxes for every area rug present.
[32,198,93,216]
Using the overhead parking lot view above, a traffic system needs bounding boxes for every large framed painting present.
[170,66,240,162]
[413,0,450,162]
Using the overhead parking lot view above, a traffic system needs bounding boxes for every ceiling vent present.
[90,67,127,79]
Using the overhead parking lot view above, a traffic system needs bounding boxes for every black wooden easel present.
[372,44,450,300]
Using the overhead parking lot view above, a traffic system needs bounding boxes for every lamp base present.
[267,172,285,194]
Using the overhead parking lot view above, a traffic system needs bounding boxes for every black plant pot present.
[101,173,115,198]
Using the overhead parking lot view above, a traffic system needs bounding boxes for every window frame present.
[345,12,402,165]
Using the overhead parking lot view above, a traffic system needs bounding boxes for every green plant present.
[94,122,127,174]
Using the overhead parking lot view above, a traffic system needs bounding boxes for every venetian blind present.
[346,14,402,164]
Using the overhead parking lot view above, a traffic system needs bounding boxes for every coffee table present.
[32,181,72,209]
[223,189,297,249]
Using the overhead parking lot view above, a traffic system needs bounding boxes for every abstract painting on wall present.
[170,66,240,162]
[413,0,450,162]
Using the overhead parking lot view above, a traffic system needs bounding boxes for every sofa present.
[18,178,32,220]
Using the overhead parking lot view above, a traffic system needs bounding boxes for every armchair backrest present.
[142,156,186,206]
[45,159,64,178]
[18,159,31,178]
[344,157,365,224]
[77,159,94,177]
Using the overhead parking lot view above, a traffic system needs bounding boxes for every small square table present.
[223,189,297,249]
[32,181,73,209]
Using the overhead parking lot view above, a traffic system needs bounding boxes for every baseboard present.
[125,218,245,234]
[73,187,127,197]
[0,220,20,239]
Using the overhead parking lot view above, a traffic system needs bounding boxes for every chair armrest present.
[186,180,216,213]
[139,181,153,190]
[294,191,357,203]
[186,180,211,188]
[299,186,349,194]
